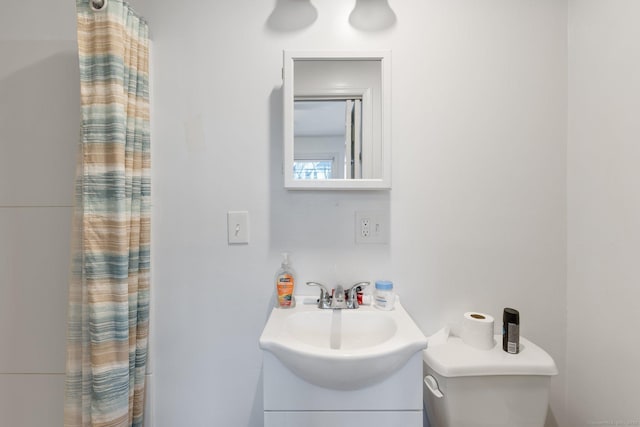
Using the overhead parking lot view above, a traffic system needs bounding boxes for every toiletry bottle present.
[503,307,520,354]
[275,253,296,308]
[374,280,395,310]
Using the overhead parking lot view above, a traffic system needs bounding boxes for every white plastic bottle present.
[274,253,296,308]
[374,280,395,310]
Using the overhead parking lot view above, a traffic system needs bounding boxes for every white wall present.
[0,1,78,425]
[141,0,568,426]
[567,1,640,426]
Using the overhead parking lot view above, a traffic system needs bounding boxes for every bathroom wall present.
[567,1,640,426]
[139,0,568,426]
[0,1,78,425]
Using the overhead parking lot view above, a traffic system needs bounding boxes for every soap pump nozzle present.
[281,252,290,267]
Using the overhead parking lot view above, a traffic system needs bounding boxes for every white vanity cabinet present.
[263,351,423,427]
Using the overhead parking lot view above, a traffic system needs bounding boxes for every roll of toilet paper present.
[461,312,495,350]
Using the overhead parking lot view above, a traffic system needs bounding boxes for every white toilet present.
[423,334,557,427]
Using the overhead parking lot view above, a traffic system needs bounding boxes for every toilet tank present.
[423,335,557,427]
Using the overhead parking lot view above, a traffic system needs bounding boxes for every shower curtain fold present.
[65,1,150,426]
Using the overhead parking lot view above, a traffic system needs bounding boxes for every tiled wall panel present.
[0,208,70,373]
[0,41,79,206]
[0,374,64,425]
[1,38,78,426]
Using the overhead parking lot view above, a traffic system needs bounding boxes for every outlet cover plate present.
[355,211,388,244]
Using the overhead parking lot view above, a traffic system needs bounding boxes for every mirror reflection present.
[283,51,391,190]
[294,99,363,180]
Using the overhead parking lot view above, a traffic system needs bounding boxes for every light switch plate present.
[228,211,249,244]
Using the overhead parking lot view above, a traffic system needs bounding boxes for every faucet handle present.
[306,281,330,293]
[346,281,370,308]
[306,282,331,308]
[349,281,370,291]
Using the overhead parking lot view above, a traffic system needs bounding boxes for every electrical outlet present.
[355,211,388,244]
[361,217,370,238]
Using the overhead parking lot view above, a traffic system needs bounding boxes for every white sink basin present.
[259,297,427,390]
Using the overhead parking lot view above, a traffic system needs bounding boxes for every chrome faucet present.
[306,282,332,309]
[346,281,370,309]
[306,281,370,309]
[331,284,347,309]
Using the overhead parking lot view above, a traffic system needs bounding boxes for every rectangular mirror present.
[283,51,391,190]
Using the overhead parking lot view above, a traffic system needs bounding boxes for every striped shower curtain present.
[65,1,150,426]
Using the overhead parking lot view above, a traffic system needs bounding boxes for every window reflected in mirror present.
[294,99,362,180]
[293,158,334,180]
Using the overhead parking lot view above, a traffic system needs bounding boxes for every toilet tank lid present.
[423,335,558,378]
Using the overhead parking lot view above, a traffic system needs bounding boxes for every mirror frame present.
[283,50,391,190]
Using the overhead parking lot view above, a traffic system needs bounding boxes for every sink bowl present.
[259,296,427,390]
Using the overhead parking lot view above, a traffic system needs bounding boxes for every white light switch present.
[227,211,249,244]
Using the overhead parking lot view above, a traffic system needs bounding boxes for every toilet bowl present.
[423,334,557,427]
